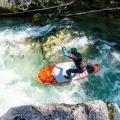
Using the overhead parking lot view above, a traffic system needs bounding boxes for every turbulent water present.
[0,16,120,116]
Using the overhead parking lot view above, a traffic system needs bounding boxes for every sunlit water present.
[0,16,120,116]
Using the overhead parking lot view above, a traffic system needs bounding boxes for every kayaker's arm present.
[62,45,77,59]
[62,45,68,57]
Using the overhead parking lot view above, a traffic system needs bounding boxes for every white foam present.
[65,36,94,48]
[0,70,20,83]
[0,24,56,43]
[0,69,45,115]
[9,44,31,57]
[51,82,87,104]
[0,45,7,68]
[52,36,94,54]
[112,51,120,62]
[0,23,87,116]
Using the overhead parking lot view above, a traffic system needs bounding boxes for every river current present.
[0,16,120,116]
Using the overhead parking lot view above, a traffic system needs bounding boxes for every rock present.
[85,100,109,120]
[0,0,120,19]
[0,0,31,12]
[41,29,71,61]
[0,0,65,13]
[1,100,114,120]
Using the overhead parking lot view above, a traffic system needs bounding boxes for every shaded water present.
[0,16,120,116]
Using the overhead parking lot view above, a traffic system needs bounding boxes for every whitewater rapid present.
[0,17,120,116]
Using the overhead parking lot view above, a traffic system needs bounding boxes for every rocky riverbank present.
[1,100,120,120]
[0,0,72,13]
[0,0,119,17]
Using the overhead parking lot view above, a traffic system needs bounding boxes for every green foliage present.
[33,13,43,24]
[33,13,41,22]
[108,103,114,120]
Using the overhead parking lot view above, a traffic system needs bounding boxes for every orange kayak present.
[36,61,100,84]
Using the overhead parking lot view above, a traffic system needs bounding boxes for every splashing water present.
[0,18,88,115]
[0,17,120,116]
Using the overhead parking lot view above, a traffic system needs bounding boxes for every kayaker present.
[62,45,84,79]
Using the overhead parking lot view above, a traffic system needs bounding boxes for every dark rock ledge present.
[1,100,120,120]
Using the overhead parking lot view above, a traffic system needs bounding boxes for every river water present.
[0,16,120,116]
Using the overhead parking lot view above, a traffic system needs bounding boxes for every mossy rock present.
[108,103,114,120]
[0,6,11,13]
[32,13,48,25]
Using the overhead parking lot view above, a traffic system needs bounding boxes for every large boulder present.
[0,0,64,13]
[1,100,119,120]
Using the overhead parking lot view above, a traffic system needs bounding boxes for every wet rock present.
[41,29,73,61]
[0,100,114,120]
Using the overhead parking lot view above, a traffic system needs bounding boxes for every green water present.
[0,16,120,116]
